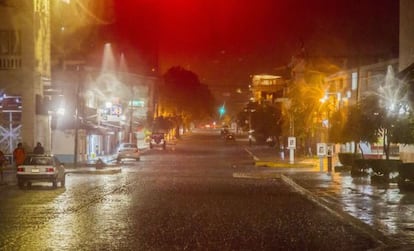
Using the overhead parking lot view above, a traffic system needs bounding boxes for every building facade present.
[399,0,414,72]
[0,0,51,154]
[325,58,399,106]
[250,74,286,105]
[50,64,157,162]
[324,58,399,154]
[398,0,414,161]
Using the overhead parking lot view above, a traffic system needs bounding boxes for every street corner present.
[280,173,394,248]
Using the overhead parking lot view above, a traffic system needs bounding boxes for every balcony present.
[0,55,22,70]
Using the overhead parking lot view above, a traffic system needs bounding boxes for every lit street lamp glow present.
[57,107,65,116]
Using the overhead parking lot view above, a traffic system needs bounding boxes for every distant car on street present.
[16,154,65,188]
[116,143,140,162]
[150,133,167,150]
[220,128,229,137]
[225,132,236,141]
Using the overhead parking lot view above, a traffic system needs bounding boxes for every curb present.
[245,147,316,169]
[280,174,400,249]
[232,172,281,179]
[244,148,259,161]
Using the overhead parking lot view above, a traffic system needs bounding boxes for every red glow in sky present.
[112,0,399,87]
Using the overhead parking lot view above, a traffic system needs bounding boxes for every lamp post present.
[244,106,255,146]
[74,85,79,166]
[319,92,340,171]
[129,82,134,143]
[74,65,83,167]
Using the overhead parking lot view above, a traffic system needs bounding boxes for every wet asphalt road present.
[0,130,380,250]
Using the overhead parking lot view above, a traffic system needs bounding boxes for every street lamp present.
[319,91,341,171]
[244,105,255,146]
[319,92,341,143]
[283,99,296,164]
[74,65,83,167]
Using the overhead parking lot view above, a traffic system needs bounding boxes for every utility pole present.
[129,84,133,143]
[74,66,82,167]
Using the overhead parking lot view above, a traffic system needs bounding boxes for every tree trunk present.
[358,142,365,160]
[384,129,390,160]
[175,126,180,139]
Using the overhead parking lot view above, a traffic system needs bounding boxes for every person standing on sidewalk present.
[33,142,45,154]
[13,143,26,167]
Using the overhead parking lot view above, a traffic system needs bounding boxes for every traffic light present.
[219,105,226,117]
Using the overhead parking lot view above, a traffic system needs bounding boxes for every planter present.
[351,159,371,176]
[398,163,414,191]
[334,165,351,172]
[338,152,362,167]
[370,159,401,176]
[351,159,401,182]
[371,159,401,184]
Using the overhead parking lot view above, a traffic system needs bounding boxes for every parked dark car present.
[220,128,229,137]
[150,132,167,150]
[225,132,236,141]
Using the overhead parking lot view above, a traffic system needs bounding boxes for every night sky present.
[111,0,399,90]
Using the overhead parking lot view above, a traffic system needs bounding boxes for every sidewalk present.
[245,145,332,171]
[245,144,414,248]
[0,139,171,187]
[64,142,153,173]
[0,156,122,188]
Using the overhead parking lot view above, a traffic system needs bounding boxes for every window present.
[351,72,358,91]
[0,30,21,55]
[0,30,22,70]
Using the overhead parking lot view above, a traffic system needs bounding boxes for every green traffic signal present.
[219,105,225,116]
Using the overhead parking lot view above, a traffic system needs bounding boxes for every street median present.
[255,160,316,168]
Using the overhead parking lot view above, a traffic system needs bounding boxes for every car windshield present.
[24,156,53,165]
[121,144,137,148]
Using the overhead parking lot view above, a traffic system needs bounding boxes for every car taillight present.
[17,167,24,172]
[46,167,55,172]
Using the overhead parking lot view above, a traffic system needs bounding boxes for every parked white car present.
[116,143,140,162]
[16,154,65,189]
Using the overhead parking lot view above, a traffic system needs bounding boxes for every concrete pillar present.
[400,0,414,71]
[20,0,52,151]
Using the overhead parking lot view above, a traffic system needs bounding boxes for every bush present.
[399,163,414,180]
[370,159,401,175]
